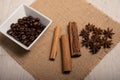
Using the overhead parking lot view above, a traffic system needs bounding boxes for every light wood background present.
[0,0,35,80]
[0,0,120,80]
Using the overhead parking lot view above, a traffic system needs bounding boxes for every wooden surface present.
[0,0,35,80]
[0,0,120,80]
[4,0,120,79]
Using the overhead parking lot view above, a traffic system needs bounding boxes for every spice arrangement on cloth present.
[1,0,120,80]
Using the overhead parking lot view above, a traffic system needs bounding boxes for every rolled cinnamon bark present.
[68,22,81,57]
[50,26,61,60]
[61,35,72,73]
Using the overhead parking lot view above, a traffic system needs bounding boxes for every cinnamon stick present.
[68,22,81,57]
[61,35,72,73]
[50,26,61,60]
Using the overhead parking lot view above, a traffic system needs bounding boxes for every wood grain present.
[0,0,35,80]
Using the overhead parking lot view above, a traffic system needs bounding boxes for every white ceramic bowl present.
[0,4,52,50]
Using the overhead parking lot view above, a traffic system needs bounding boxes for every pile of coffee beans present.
[7,16,46,47]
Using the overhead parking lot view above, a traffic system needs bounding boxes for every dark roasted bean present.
[7,29,13,35]
[22,35,26,40]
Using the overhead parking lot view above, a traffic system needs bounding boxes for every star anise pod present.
[91,34,102,43]
[89,43,101,54]
[85,23,95,32]
[79,29,89,39]
[81,39,93,48]
[93,27,103,35]
[103,28,114,39]
[79,23,114,54]
[101,37,113,48]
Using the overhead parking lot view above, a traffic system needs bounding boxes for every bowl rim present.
[0,4,52,50]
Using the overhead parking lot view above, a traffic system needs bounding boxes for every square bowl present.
[0,4,52,50]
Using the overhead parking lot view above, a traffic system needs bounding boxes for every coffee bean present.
[35,34,39,38]
[17,34,21,38]
[19,27,24,31]
[10,23,16,28]
[26,41,31,46]
[24,24,28,27]
[22,40,28,45]
[18,19,24,24]
[40,24,45,29]
[30,36,35,41]
[34,22,40,26]
[13,35,19,41]
[7,29,13,35]
[22,35,26,40]
[30,23,33,26]
[28,16,33,19]
[31,31,35,35]
[32,19,35,23]
[26,32,31,35]
[22,17,27,21]
[35,18,40,22]
[37,29,41,33]
[20,31,24,35]
[31,28,36,31]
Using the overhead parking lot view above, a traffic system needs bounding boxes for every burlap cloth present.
[0,0,120,80]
